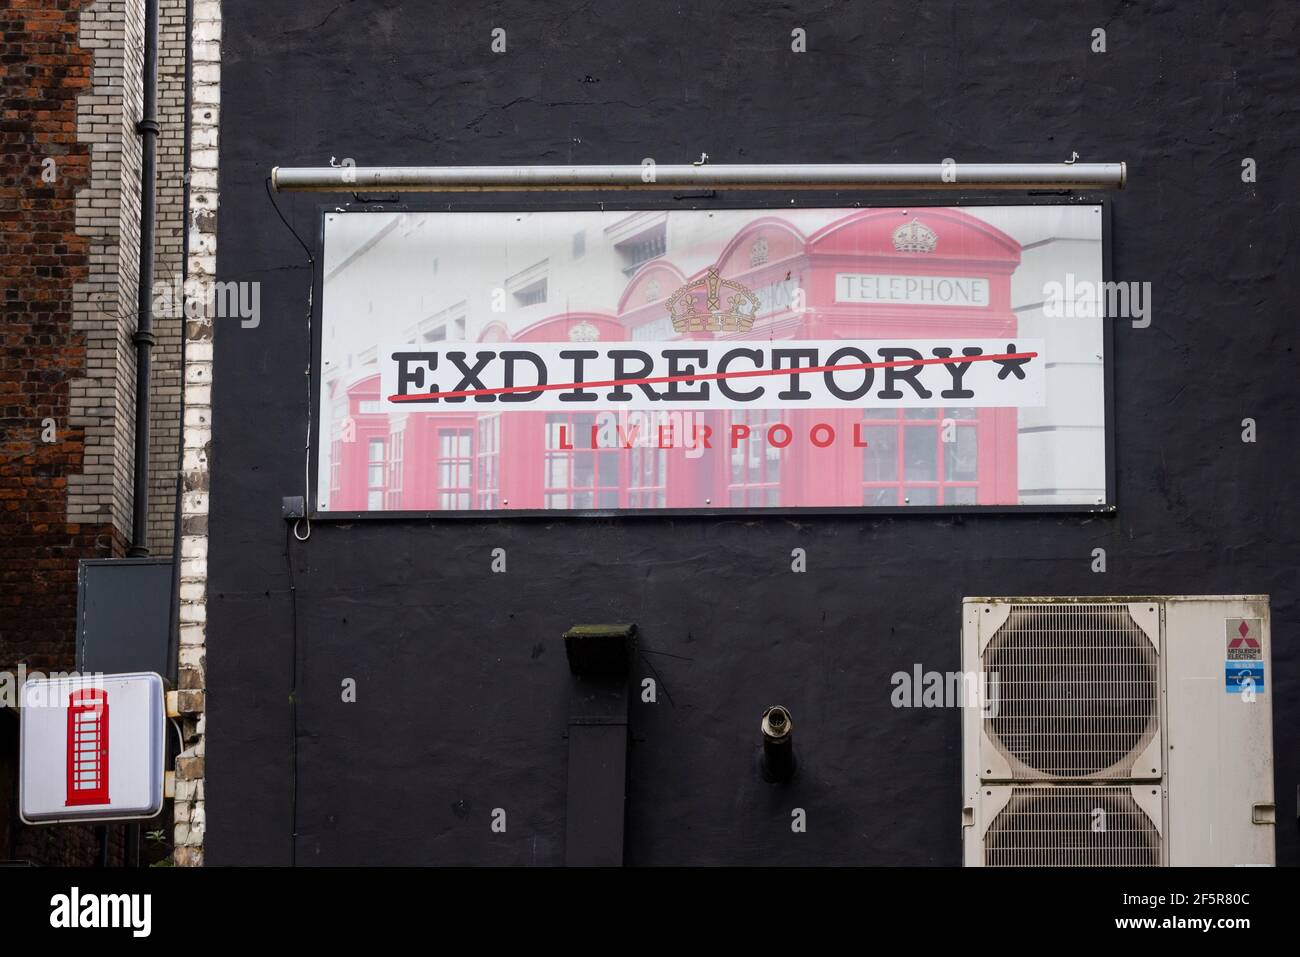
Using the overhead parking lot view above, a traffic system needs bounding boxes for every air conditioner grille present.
[984,604,1159,779]
[984,786,1161,867]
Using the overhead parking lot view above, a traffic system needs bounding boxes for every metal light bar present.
[271,162,1126,193]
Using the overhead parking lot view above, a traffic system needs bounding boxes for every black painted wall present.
[210,0,1300,865]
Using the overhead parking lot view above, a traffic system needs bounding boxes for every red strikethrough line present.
[388,350,1038,403]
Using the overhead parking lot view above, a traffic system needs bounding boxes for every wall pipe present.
[129,0,160,558]
[270,162,1126,193]
[761,705,795,783]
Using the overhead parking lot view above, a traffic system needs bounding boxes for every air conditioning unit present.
[961,596,1275,867]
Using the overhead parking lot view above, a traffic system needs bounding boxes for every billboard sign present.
[318,205,1108,513]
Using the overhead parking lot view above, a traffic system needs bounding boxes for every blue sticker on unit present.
[1226,661,1265,694]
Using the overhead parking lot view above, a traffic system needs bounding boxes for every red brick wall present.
[0,0,126,865]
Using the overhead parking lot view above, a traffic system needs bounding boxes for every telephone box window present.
[945,421,979,482]
[476,415,500,509]
[728,410,782,506]
[366,437,386,511]
[862,408,980,505]
[544,413,621,509]
[385,430,404,509]
[437,428,473,510]
[628,445,666,508]
[904,425,939,481]
[329,439,343,502]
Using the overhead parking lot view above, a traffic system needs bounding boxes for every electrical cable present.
[284,520,300,867]
[264,176,315,542]
[264,176,312,865]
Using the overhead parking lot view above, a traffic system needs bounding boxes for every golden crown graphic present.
[892,218,938,253]
[665,268,761,333]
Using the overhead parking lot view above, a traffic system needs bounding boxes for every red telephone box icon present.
[65,689,109,806]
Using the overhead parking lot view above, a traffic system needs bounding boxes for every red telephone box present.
[702,207,1022,507]
[66,688,109,806]
[330,373,393,511]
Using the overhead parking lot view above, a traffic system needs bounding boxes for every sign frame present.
[305,195,1116,520]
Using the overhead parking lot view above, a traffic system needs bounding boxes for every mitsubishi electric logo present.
[49,887,151,938]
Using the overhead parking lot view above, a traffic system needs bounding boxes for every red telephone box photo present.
[317,205,1106,513]
[65,688,109,807]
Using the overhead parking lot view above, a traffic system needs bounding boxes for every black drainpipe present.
[128,0,160,558]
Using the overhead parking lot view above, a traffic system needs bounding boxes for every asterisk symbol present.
[993,343,1032,380]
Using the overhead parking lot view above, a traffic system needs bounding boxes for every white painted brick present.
[172,0,220,865]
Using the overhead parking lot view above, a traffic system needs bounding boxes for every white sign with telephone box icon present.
[19,672,166,824]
